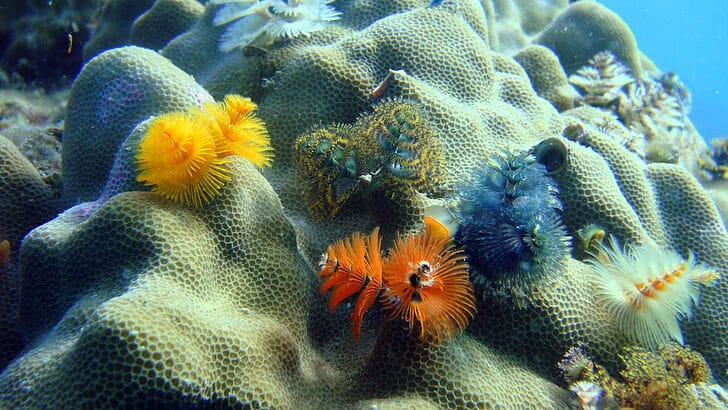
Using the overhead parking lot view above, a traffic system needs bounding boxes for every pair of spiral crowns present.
[318,218,476,344]
[294,98,445,219]
[135,94,273,207]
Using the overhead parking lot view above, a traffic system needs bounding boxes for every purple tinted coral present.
[455,151,570,292]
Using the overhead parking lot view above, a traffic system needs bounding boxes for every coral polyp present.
[381,224,476,344]
[136,112,232,207]
[586,236,719,348]
[454,151,570,293]
[211,0,341,51]
[318,227,383,342]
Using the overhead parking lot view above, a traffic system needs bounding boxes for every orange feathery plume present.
[423,215,450,241]
[381,225,476,344]
[136,112,231,207]
[318,227,383,342]
[200,94,273,168]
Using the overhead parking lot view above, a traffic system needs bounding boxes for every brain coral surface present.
[1,0,727,408]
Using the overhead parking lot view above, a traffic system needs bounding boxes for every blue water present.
[598,1,728,141]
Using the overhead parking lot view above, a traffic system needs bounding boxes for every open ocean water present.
[599,0,728,141]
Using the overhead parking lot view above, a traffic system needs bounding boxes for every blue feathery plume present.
[455,151,570,291]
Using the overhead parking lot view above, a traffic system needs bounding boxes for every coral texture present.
[62,46,212,205]
[0,135,59,368]
[83,0,202,60]
[560,343,728,409]
[129,0,204,51]
[82,0,155,60]
[254,0,564,257]
[536,1,644,79]
[514,44,579,112]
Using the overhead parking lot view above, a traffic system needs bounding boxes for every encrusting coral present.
[1,156,568,408]
[558,343,727,409]
[83,0,203,61]
[129,0,204,51]
[62,46,213,205]
[513,44,580,112]
[0,135,59,368]
[536,1,644,79]
[472,130,728,384]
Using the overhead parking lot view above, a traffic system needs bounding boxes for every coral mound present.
[3,0,728,407]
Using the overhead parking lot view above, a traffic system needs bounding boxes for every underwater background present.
[599,0,728,141]
[1,0,727,408]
